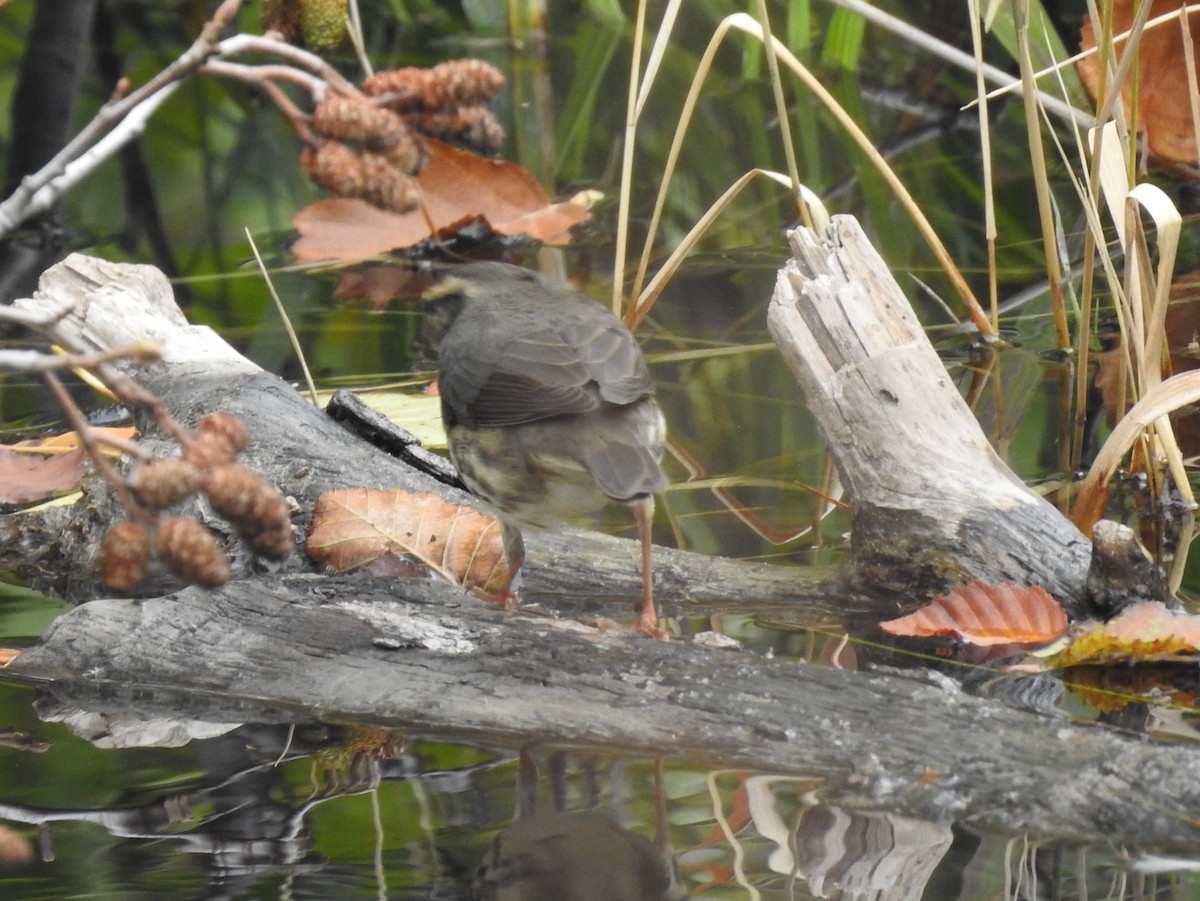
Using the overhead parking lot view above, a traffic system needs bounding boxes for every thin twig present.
[245,228,319,406]
[0,344,159,374]
[0,0,244,237]
[40,371,146,519]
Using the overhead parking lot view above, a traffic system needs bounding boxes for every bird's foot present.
[595,613,670,641]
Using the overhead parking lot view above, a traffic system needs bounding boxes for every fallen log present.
[0,252,840,616]
[13,573,1200,846]
[11,224,1195,846]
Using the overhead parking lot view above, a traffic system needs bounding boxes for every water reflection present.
[473,810,685,900]
[471,746,686,900]
[2,690,1200,899]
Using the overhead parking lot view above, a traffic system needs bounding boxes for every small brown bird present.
[421,262,669,637]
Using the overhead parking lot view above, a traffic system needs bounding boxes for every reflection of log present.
[10,232,1197,846]
[768,217,1091,610]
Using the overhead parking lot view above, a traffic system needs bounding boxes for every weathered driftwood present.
[769,217,1092,612]
[10,232,1198,846]
[13,573,1200,846]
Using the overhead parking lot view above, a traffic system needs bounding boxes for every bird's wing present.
[439,303,655,428]
[560,318,655,406]
[438,320,594,427]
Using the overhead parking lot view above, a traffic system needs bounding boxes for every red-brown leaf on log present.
[306,487,512,600]
[880,580,1068,647]
[0,427,138,505]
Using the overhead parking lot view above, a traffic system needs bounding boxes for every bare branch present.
[0,0,360,242]
[0,344,160,374]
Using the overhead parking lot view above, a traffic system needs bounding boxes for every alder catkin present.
[131,459,203,510]
[156,517,231,588]
[196,413,250,455]
[312,95,404,144]
[362,60,505,110]
[299,0,348,49]
[402,107,505,154]
[204,465,294,560]
[98,521,151,591]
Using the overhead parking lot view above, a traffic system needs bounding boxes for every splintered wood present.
[768,217,1091,611]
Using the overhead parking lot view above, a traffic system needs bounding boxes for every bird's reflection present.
[470,747,688,901]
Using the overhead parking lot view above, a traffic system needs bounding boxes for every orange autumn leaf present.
[0,824,32,863]
[1051,600,1200,667]
[293,139,590,262]
[0,426,137,505]
[880,580,1068,647]
[1079,0,1200,163]
[306,487,512,598]
[0,445,87,505]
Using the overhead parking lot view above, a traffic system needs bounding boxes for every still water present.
[3,672,1197,901]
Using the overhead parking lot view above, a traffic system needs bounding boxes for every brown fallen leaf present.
[1079,0,1200,163]
[880,580,1068,647]
[0,445,87,506]
[0,425,139,506]
[1050,599,1200,667]
[0,824,32,864]
[306,487,512,599]
[293,139,590,262]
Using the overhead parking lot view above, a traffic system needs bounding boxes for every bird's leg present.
[500,520,526,611]
[630,496,666,640]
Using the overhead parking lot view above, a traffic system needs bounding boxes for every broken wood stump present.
[768,216,1092,613]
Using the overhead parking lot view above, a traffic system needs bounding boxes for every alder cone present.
[312,95,405,145]
[404,107,505,154]
[98,521,151,590]
[197,413,250,455]
[362,60,505,110]
[156,517,230,587]
[369,126,427,175]
[302,141,363,198]
[131,459,203,510]
[311,96,427,175]
[417,59,506,107]
[183,431,240,469]
[204,465,293,559]
[302,142,419,213]
[243,522,295,560]
[204,464,290,525]
[358,153,420,212]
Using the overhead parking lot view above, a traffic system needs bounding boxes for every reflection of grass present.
[0,581,68,642]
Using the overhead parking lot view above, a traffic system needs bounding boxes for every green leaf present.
[822,7,866,71]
